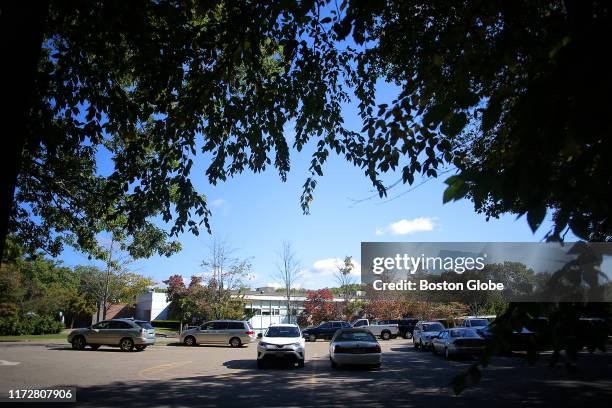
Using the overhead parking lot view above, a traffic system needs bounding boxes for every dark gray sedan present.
[431,328,485,359]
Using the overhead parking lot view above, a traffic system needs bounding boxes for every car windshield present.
[265,326,300,337]
[335,331,377,342]
[423,323,444,332]
[469,319,489,327]
[450,329,480,338]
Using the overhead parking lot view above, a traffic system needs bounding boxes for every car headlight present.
[259,342,271,348]
[290,342,303,348]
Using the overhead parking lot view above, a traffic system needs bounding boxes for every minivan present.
[180,320,256,347]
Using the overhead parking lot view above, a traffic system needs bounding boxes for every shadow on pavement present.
[165,342,250,348]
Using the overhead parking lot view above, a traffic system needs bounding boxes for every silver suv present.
[180,320,256,347]
[68,318,156,351]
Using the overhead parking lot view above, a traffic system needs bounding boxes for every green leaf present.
[442,176,467,203]
[569,215,590,240]
[527,206,546,232]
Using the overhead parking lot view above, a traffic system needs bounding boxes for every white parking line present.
[0,360,20,366]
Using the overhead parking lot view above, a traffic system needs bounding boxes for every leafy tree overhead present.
[2,0,611,265]
[1,0,352,262]
[342,0,612,242]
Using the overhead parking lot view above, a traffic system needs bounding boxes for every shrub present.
[151,319,181,330]
[0,315,64,336]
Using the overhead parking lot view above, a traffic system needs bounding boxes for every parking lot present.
[1,338,611,407]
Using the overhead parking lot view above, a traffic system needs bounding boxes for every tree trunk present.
[0,2,49,263]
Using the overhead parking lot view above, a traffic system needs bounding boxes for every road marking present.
[0,360,20,366]
[138,361,192,378]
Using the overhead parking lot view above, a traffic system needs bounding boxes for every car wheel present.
[381,331,391,341]
[404,332,413,340]
[297,359,305,368]
[183,335,196,346]
[309,334,316,342]
[89,344,100,351]
[419,340,425,351]
[330,358,338,369]
[257,359,264,369]
[71,336,86,350]
[120,337,134,352]
[414,339,419,349]
[444,348,451,360]
[135,345,147,351]
[229,337,242,348]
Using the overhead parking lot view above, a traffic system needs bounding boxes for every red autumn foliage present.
[303,289,338,325]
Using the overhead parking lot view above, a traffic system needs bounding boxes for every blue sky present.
[59,149,564,290]
[57,80,571,289]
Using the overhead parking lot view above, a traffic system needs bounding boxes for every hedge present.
[151,320,181,330]
[0,315,64,336]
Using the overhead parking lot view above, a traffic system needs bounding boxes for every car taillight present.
[246,331,255,335]
[372,345,381,353]
[140,328,146,336]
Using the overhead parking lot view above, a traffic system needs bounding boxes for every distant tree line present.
[0,238,153,335]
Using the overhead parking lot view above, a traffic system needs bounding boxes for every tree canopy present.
[2,0,611,262]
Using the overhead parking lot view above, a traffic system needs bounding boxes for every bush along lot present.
[0,314,64,336]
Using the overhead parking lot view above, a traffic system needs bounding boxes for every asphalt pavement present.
[0,338,611,407]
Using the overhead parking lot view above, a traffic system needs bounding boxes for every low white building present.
[135,287,346,331]
[135,291,170,321]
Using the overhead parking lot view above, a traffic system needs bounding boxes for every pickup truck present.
[351,319,399,340]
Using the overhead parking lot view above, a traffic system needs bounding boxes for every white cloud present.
[265,282,283,289]
[375,217,437,236]
[297,257,361,289]
[210,198,226,207]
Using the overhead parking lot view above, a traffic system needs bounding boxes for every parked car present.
[376,318,418,339]
[432,328,485,359]
[329,328,382,369]
[180,320,256,347]
[352,319,399,340]
[460,318,490,330]
[302,321,352,341]
[460,317,490,336]
[479,325,537,353]
[413,321,445,350]
[256,324,305,368]
[68,318,155,352]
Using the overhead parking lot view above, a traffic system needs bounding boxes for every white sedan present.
[329,328,382,369]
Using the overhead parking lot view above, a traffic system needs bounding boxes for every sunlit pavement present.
[0,338,611,407]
